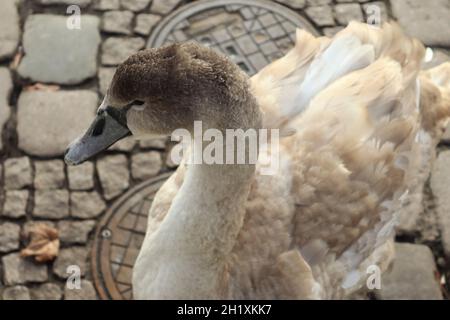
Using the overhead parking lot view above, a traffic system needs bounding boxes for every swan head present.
[65,42,259,166]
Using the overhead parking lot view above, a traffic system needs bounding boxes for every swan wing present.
[290,57,418,297]
[236,23,429,299]
[281,24,429,298]
[250,29,325,132]
[252,22,429,134]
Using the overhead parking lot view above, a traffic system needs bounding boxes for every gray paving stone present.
[2,286,31,300]
[101,37,146,66]
[70,191,106,219]
[443,126,450,143]
[390,0,450,47]
[0,0,20,61]
[305,5,335,27]
[58,220,96,244]
[36,0,92,6]
[275,0,306,9]
[97,155,130,200]
[0,165,2,205]
[0,222,21,253]
[139,137,166,149]
[64,280,97,300]
[131,151,162,180]
[430,150,450,258]
[34,160,65,190]
[2,190,29,218]
[30,283,63,300]
[376,243,443,300]
[17,90,98,157]
[150,0,182,15]
[53,247,88,279]
[4,157,32,190]
[98,67,116,96]
[109,137,136,152]
[0,68,12,151]
[68,161,95,191]
[306,0,332,5]
[134,14,162,36]
[2,253,48,285]
[121,0,151,12]
[102,11,134,35]
[33,190,70,219]
[18,14,101,85]
[95,0,120,10]
[323,26,344,37]
[334,3,364,25]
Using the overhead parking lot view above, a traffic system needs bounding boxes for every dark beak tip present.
[64,142,85,166]
[64,148,77,166]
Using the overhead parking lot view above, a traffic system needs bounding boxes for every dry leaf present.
[24,83,60,92]
[21,223,60,263]
[10,48,23,70]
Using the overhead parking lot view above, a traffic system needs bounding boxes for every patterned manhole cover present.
[93,0,319,300]
[92,173,171,300]
[148,0,319,76]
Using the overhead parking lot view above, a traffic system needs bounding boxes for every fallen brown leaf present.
[10,48,23,70]
[24,83,60,92]
[21,223,60,263]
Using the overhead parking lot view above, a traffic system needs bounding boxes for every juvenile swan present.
[65,22,450,299]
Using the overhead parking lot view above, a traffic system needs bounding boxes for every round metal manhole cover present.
[92,173,171,300]
[148,0,319,76]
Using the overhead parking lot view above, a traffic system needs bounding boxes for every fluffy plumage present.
[105,22,450,299]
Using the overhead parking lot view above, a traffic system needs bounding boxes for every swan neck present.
[134,95,262,299]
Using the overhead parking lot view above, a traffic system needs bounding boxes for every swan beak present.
[64,109,131,166]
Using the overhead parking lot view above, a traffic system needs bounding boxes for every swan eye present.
[133,100,145,106]
[131,100,146,111]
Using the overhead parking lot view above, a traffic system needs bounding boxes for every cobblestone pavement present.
[0,0,449,300]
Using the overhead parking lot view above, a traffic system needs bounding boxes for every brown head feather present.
[107,42,261,134]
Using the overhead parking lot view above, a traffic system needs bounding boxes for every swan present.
[64,22,450,299]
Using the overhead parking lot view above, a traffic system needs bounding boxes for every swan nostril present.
[132,100,145,106]
[92,117,106,137]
